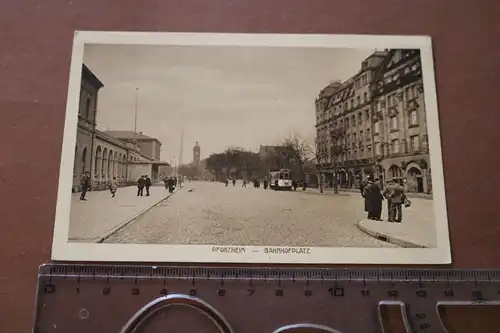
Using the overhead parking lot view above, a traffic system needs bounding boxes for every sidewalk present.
[68,184,181,242]
[356,199,437,248]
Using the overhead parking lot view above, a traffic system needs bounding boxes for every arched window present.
[81,147,87,174]
[113,152,118,177]
[102,148,108,178]
[108,150,113,178]
[94,146,102,179]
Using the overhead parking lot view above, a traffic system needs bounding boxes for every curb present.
[96,187,183,243]
[356,220,428,248]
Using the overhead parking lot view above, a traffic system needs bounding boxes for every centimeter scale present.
[33,264,500,333]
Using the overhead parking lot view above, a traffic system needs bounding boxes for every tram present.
[268,168,293,190]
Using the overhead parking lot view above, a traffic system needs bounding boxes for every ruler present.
[33,264,500,333]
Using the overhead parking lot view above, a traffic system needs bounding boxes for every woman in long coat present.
[367,178,384,220]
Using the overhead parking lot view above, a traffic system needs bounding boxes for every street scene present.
[66,42,442,250]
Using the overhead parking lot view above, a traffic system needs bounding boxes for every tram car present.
[269,168,293,190]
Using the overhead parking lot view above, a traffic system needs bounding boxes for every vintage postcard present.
[51,31,451,264]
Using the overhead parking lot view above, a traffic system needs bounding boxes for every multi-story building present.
[371,49,431,194]
[314,49,432,194]
[315,52,387,189]
[104,131,162,161]
[72,64,169,192]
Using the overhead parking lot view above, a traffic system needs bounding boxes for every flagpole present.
[179,127,184,167]
[134,88,139,132]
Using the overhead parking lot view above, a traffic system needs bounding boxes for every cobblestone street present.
[102,180,436,247]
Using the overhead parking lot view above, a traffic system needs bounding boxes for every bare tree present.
[281,134,313,181]
[313,138,329,193]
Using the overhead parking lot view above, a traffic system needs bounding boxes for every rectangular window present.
[374,121,380,134]
[375,143,381,155]
[390,116,398,130]
[409,110,418,126]
[391,139,400,154]
[410,135,420,151]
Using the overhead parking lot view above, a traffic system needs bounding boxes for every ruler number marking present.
[102,287,111,296]
[361,289,370,297]
[189,289,197,296]
[328,287,344,297]
[247,289,254,296]
[132,288,140,295]
[43,284,56,294]
[304,289,313,297]
[275,289,284,297]
[218,289,226,297]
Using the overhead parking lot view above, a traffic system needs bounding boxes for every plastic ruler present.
[33,264,500,333]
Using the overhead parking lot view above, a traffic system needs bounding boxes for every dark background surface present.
[1,0,500,331]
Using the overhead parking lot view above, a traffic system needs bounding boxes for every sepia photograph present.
[51,32,451,264]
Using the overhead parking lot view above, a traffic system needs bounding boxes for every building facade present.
[315,52,386,189]
[371,49,431,194]
[72,64,169,192]
[314,50,432,194]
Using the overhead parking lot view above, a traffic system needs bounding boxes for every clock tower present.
[193,141,201,170]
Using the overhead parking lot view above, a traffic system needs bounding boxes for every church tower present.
[193,141,201,169]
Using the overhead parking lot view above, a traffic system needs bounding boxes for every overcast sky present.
[83,44,373,164]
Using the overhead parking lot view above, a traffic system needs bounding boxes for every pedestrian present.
[383,179,395,221]
[145,175,152,196]
[79,171,90,200]
[163,177,168,190]
[366,178,384,220]
[389,180,406,223]
[360,177,372,219]
[225,179,229,187]
[242,179,247,187]
[232,179,236,186]
[108,176,118,198]
[137,175,146,196]
[168,177,175,193]
[263,179,269,190]
[292,179,298,191]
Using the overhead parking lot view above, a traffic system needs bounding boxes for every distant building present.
[72,64,169,192]
[105,131,162,161]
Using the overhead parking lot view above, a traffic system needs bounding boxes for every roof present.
[82,64,104,89]
[105,130,161,144]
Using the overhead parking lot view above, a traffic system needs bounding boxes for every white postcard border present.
[51,31,451,264]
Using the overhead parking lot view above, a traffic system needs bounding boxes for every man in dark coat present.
[367,178,384,220]
[137,175,146,196]
[80,171,90,200]
[145,175,152,196]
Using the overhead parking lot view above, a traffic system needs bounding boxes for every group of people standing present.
[136,175,152,196]
[163,176,182,193]
[361,176,411,223]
